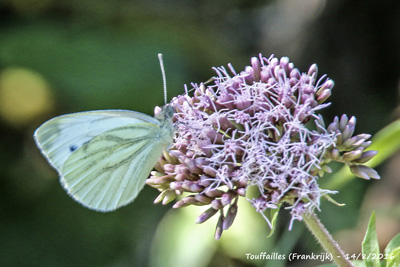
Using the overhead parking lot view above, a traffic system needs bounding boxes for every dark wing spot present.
[69,145,78,152]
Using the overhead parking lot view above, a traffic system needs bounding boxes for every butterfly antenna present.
[158,53,168,105]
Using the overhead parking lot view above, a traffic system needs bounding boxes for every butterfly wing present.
[34,110,173,211]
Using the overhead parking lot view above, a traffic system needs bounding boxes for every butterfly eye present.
[69,145,78,152]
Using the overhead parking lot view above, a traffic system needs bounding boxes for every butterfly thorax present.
[155,105,175,145]
[155,105,174,120]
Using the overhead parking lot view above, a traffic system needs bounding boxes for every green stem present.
[303,211,354,267]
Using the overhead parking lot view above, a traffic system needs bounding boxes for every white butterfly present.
[34,54,175,212]
[34,106,174,211]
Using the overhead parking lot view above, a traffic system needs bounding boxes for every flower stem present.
[303,211,354,267]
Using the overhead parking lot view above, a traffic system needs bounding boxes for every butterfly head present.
[155,104,175,122]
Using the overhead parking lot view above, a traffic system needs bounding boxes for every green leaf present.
[362,211,381,267]
[352,261,368,267]
[366,119,400,168]
[385,233,400,255]
[384,234,400,267]
[386,247,400,267]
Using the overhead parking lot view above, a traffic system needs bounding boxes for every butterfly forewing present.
[34,110,160,171]
[34,109,174,211]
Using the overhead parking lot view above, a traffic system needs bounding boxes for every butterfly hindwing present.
[61,122,165,211]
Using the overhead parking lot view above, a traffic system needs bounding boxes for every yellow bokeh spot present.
[0,67,54,126]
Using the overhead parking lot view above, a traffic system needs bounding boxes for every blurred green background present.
[0,0,399,266]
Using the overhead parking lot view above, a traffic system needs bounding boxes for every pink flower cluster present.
[147,54,379,238]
